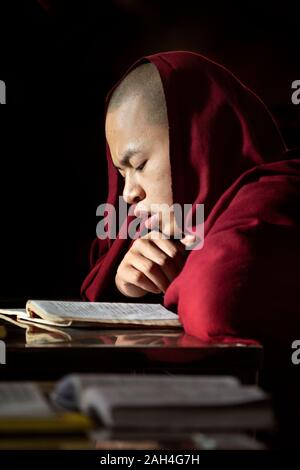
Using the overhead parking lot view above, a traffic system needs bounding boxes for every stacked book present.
[51,373,273,432]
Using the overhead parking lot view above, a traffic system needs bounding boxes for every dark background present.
[0,0,299,304]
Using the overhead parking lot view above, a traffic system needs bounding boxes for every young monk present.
[81,51,300,346]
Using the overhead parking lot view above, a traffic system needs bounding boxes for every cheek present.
[144,161,173,203]
[152,154,171,182]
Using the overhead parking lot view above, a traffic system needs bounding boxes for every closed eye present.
[117,161,146,178]
[136,161,146,172]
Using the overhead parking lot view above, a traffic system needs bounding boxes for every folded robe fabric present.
[81,51,300,346]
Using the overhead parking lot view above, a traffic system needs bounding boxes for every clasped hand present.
[115,213,196,297]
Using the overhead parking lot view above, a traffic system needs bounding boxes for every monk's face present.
[105,95,173,220]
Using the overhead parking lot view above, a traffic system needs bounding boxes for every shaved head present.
[107,63,168,128]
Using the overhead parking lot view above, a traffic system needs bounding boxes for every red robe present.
[81,51,300,346]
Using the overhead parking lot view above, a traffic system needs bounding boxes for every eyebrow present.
[113,148,142,170]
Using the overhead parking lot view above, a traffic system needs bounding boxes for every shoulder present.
[211,157,300,234]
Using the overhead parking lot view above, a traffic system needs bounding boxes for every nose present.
[122,175,145,205]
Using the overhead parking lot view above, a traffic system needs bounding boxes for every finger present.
[134,238,181,283]
[146,235,187,274]
[144,210,197,254]
[167,240,188,271]
[146,235,185,258]
[128,250,170,293]
[133,237,172,266]
[121,263,162,294]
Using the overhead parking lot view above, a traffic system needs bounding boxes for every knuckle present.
[134,238,142,249]
[130,241,139,254]
[123,250,131,263]
[116,264,124,276]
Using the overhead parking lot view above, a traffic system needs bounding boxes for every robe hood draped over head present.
[81,51,300,346]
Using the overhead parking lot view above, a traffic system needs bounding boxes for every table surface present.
[0,319,270,451]
[0,321,263,382]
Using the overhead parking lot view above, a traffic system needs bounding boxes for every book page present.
[78,379,271,429]
[0,383,52,417]
[0,309,38,328]
[28,301,181,326]
[0,312,29,329]
[0,308,27,316]
[52,374,241,411]
[83,381,268,409]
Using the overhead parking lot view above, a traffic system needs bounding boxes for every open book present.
[51,374,274,432]
[0,300,182,329]
[0,382,91,434]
